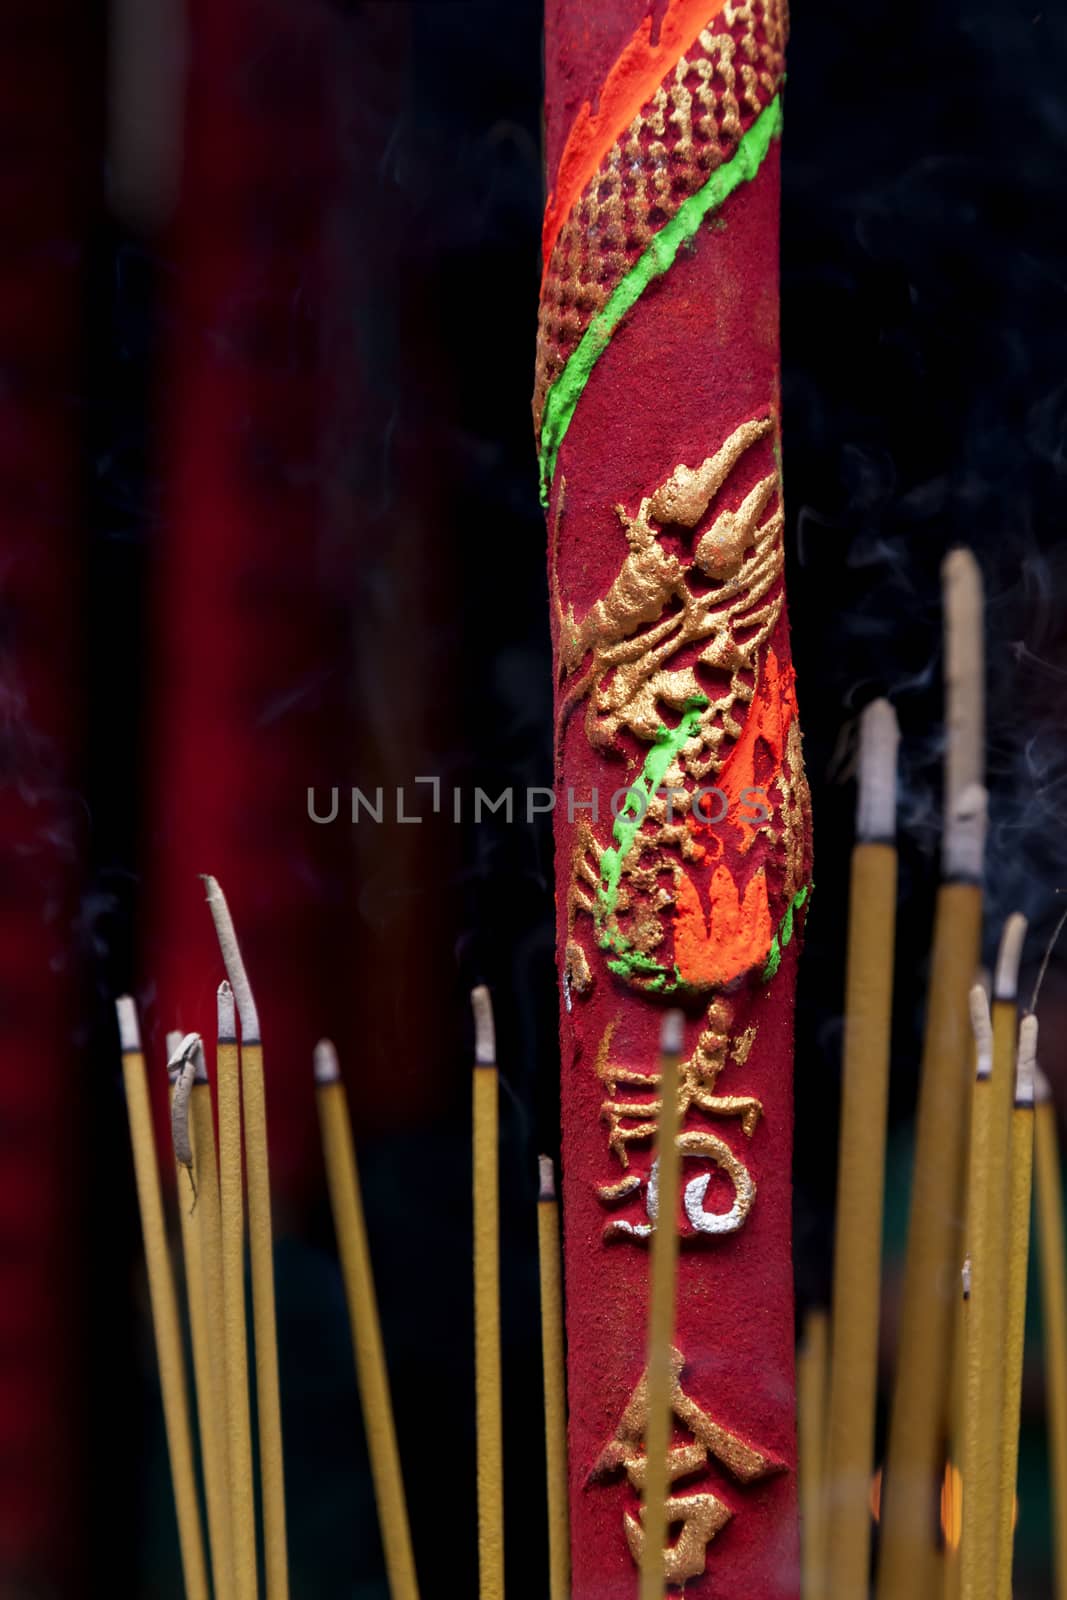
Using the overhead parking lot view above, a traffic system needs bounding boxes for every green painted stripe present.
[537,95,783,506]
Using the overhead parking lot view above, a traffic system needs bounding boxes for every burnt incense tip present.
[1016,1012,1039,1107]
[217,980,236,1041]
[471,985,496,1067]
[969,985,993,1079]
[994,913,1028,1001]
[313,1039,341,1085]
[538,1154,557,1201]
[856,698,899,842]
[202,872,260,1040]
[660,1008,685,1057]
[944,782,988,884]
[167,1031,201,1083]
[192,1039,209,1084]
[1034,1063,1053,1105]
[962,1255,972,1300]
[116,995,142,1054]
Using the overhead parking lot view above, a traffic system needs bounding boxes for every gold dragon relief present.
[553,412,812,1241]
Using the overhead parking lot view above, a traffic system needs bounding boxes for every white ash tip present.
[167,1031,201,1082]
[472,985,496,1066]
[1034,1064,1053,1104]
[165,1030,182,1056]
[968,985,993,1078]
[962,1256,972,1300]
[1016,1013,1038,1106]
[943,782,988,882]
[538,1154,556,1201]
[941,545,983,590]
[314,1039,341,1085]
[202,873,260,1039]
[661,1009,685,1057]
[217,980,236,1038]
[192,1039,209,1084]
[856,698,899,841]
[994,913,1028,1000]
[116,995,142,1053]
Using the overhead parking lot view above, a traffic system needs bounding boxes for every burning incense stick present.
[536,1155,569,1600]
[977,915,1027,1578]
[204,874,289,1600]
[216,980,258,1600]
[961,985,995,1600]
[116,998,210,1600]
[994,1012,1036,1599]
[826,698,899,1598]
[314,1040,420,1600]
[1034,1064,1067,1600]
[797,1307,829,1600]
[167,1032,233,1600]
[189,1035,234,1600]
[640,1010,684,1600]
[472,985,503,1600]
[877,549,986,1600]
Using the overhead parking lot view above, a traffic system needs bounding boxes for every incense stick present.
[314,1041,420,1600]
[961,986,995,1600]
[994,1014,1036,1600]
[472,985,504,1600]
[189,1035,235,1600]
[116,998,210,1600]
[976,916,1026,1582]
[797,1307,829,1600]
[877,549,986,1600]
[167,1032,234,1600]
[1034,1064,1067,1600]
[216,980,258,1600]
[640,1009,683,1600]
[826,698,898,1599]
[536,1155,570,1600]
[204,874,289,1600]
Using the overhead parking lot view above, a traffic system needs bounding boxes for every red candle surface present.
[536,4,810,1593]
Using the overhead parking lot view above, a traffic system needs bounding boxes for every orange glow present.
[868,1462,1016,1550]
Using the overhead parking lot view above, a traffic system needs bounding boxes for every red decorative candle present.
[536,3,810,1593]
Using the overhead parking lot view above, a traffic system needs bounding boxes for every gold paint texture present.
[534,0,788,431]
[594,1347,781,1582]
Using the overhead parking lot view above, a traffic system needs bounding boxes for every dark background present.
[30,0,1067,1594]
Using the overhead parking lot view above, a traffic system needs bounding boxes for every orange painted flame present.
[674,646,797,985]
[674,862,772,987]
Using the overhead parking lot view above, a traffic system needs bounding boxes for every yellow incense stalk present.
[216,980,258,1600]
[877,548,986,1600]
[960,986,995,1600]
[314,1041,420,1600]
[994,1014,1036,1600]
[975,917,1026,1582]
[536,1155,570,1600]
[640,1009,684,1600]
[116,998,210,1600]
[472,986,504,1600]
[1034,1064,1067,1600]
[204,874,289,1600]
[797,1307,829,1600]
[826,698,899,1599]
[167,1032,234,1600]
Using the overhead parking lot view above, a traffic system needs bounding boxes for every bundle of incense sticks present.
[791,549,1067,1600]
[119,868,1067,1600]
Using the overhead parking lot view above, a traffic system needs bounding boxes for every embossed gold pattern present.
[534,0,788,433]
[593,1347,783,1582]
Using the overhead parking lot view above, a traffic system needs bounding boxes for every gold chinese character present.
[592,1348,783,1584]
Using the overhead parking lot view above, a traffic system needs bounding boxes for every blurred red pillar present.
[0,1,96,1587]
